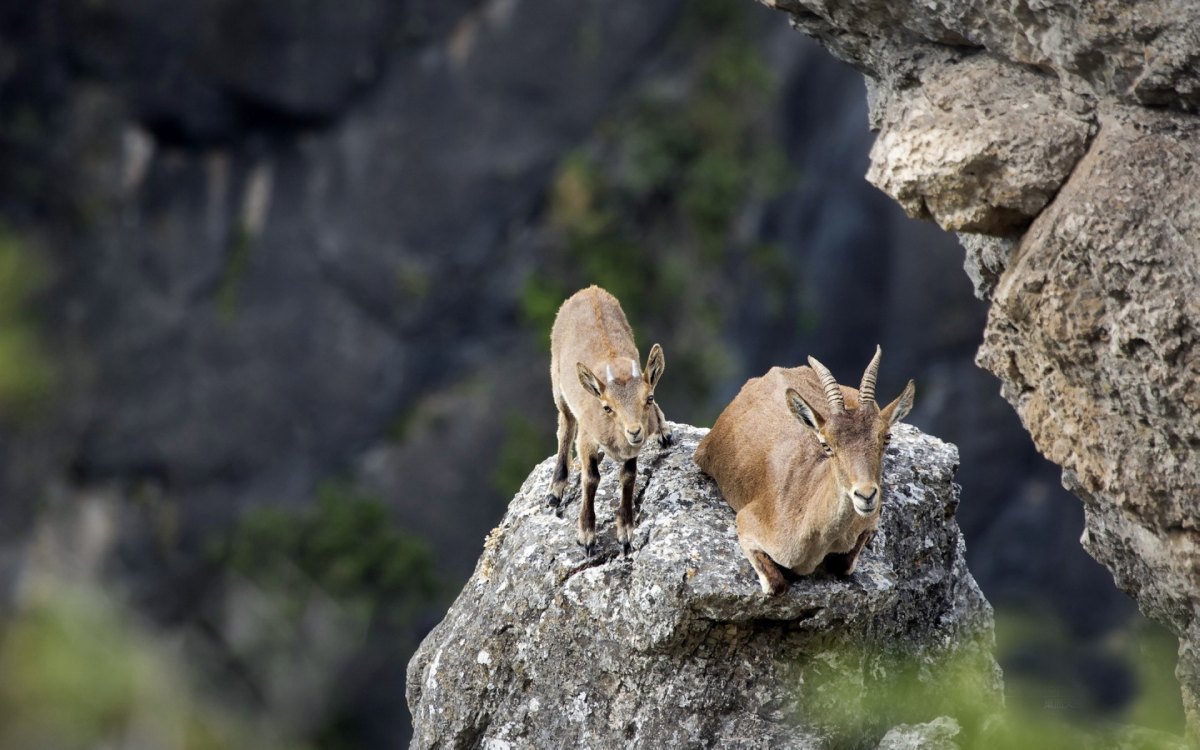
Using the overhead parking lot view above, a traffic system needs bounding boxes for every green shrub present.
[223,482,440,628]
[0,228,56,419]
[802,608,1186,749]
[0,587,278,750]
[493,412,552,499]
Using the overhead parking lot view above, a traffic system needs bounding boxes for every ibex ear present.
[644,344,665,388]
[880,380,915,426]
[786,388,824,434]
[577,363,604,399]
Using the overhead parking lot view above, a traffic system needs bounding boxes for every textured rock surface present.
[758,0,1200,733]
[979,105,1200,726]
[407,423,999,748]
[768,0,1200,112]
[877,717,961,750]
[867,56,1093,234]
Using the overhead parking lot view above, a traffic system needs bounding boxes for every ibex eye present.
[602,405,614,414]
[646,394,655,404]
[822,443,833,456]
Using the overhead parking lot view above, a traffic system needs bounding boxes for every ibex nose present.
[851,485,879,515]
[626,426,643,445]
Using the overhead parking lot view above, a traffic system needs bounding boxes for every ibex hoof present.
[583,542,595,558]
[762,579,787,597]
[657,429,677,448]
[546,493,561,508]
[621,541,632,556]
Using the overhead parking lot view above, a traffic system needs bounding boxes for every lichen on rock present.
[407,422,998,748]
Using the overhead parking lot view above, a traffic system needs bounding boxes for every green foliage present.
[0,588,279,750]
[802,609,1186,749]
[800,641,1000,746]
[208,483,443,749]
[1120,618,1186,733]
[223,482,440,627]
[683,0,749,36]
[522,0,795,414]
[396,258,432,302]
[519,274,568,348]
[0,228,56,419]
[992,607,1185,737]
[216,222,254,321]
[492,412,552,499]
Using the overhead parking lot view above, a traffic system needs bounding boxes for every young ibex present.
[694,347,914,595]
[548,286,672,556]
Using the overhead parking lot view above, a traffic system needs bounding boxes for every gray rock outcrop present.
[406,423,999,748]
[877,717,961,750]
[755,0,1200,732]
[866,56,1093,235]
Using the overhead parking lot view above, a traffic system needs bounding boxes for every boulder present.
[867,56,1093,234]
[407,422,999,747]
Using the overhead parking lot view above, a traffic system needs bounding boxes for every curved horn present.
[807,356,845,413]
[859,345,882,405]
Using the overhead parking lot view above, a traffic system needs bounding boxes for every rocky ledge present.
[406,422,999,748]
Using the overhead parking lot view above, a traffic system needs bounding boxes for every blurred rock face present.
[760,0,1200,730]
[20,0,685,502]
[407,423,1000,747]
[60,0,404,143]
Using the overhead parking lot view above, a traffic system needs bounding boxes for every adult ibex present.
[694,347,914,595]
[548,286,673,556]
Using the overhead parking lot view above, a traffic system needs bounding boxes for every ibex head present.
[577,344,666,448]
[785,346,915,516]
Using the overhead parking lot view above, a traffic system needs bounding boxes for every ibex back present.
[548,286,673,556]
[694,347,914,595]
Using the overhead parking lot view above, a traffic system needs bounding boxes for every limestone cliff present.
[406,423,999,747]
[755,0,1200,731]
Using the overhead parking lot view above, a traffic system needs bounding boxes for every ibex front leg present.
[577,438,601,557]
[650,403,676,448]
[547,396,577,516]
[616,457,636,555]
[736,506,787,596]
[823,529,874,576]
